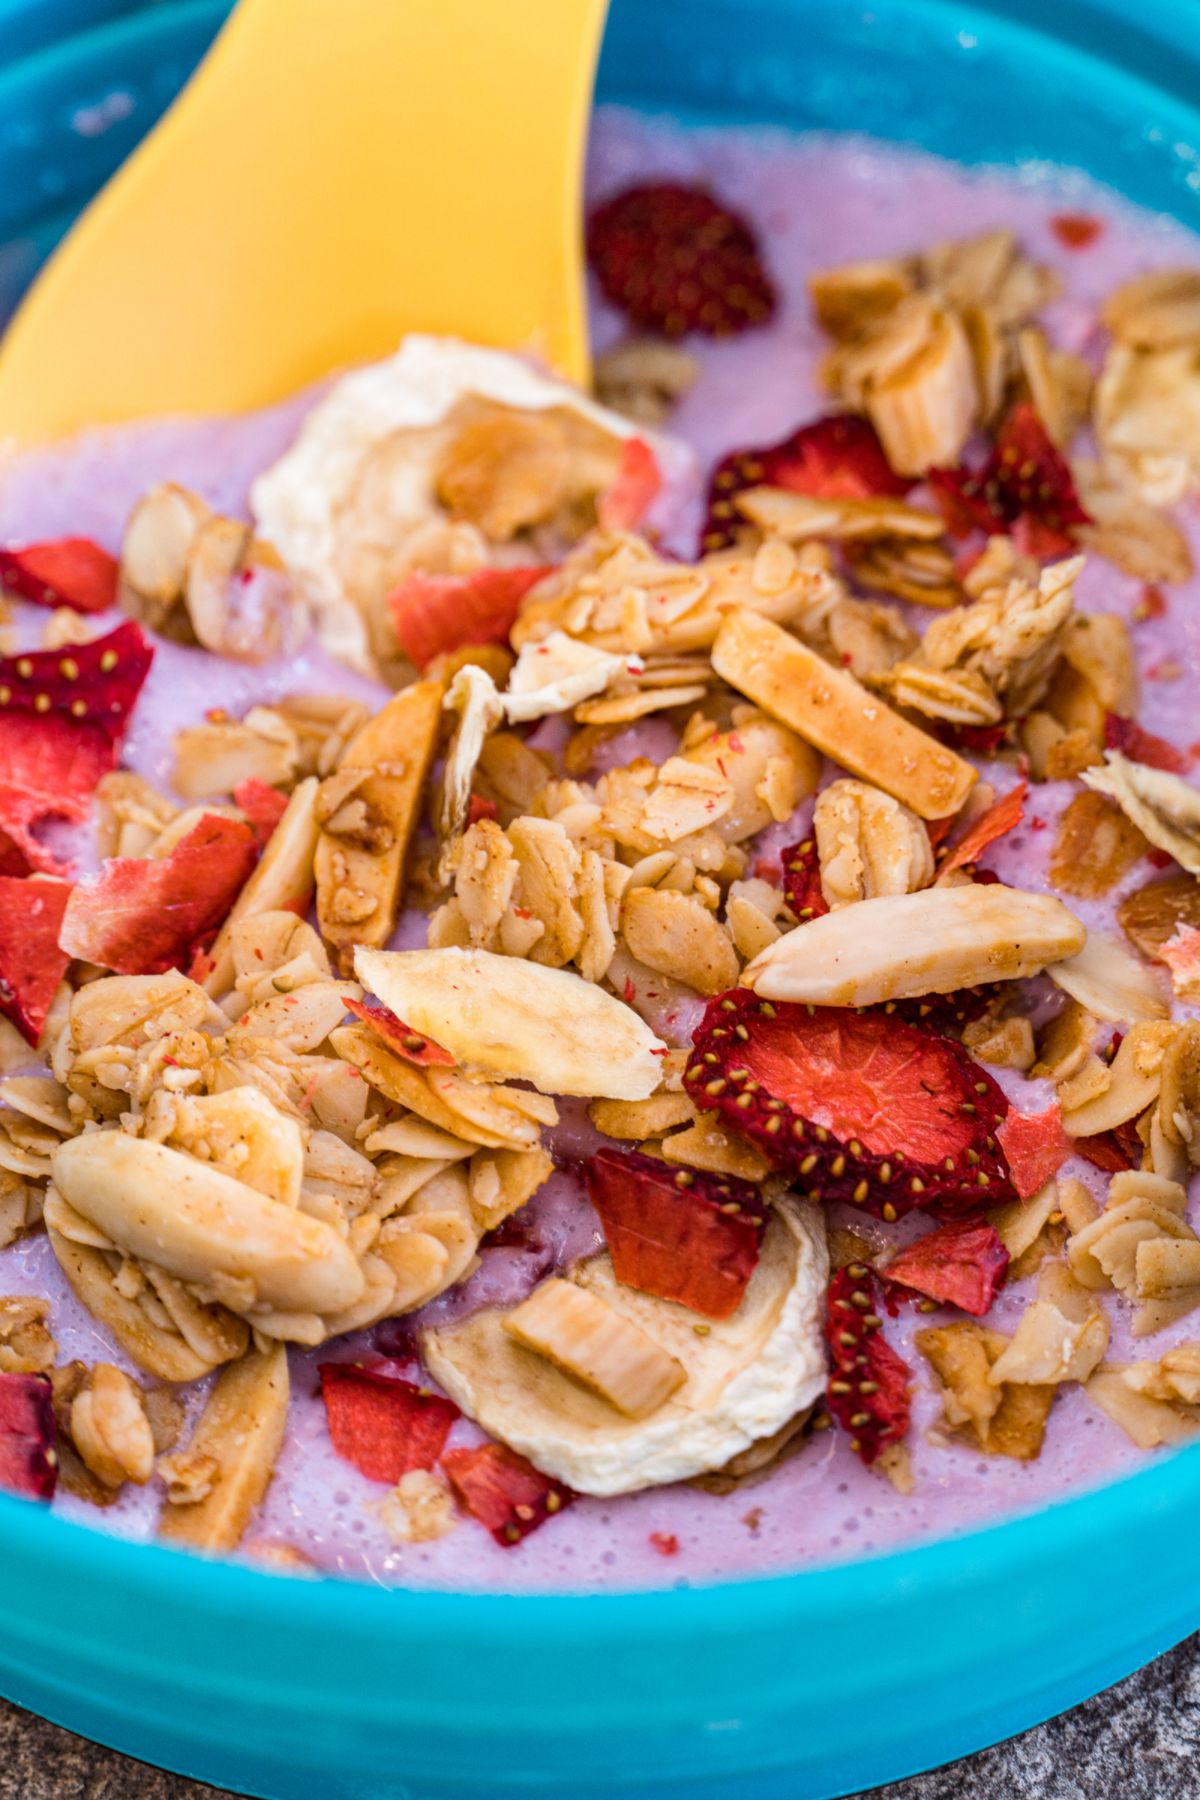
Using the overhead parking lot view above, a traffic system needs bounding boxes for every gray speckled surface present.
[1,1638,1198,1799]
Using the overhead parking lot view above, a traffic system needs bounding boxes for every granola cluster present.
[2,193,1200,1562]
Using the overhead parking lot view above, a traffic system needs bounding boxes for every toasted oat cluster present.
[2,188,1200,1564]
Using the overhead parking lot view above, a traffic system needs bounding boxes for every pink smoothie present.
[2,109,1200,1590]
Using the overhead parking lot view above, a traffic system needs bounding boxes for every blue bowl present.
[2,4,1200,1797]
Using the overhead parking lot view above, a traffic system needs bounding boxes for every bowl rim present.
[1,0,1200,1629]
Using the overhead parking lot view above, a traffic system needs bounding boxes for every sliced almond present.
[51,1134,365,1318]
[315,679,444,970]
[1082,752,1200,876]
[1047,931,1169,1024]
[158,1345,289,1552]
[354,946,667,1100]
[49,1230,248,1381]
[203,777,320,997]
[744,883,1085,1006]
[504,1278,686,1419]
[712,609,974,820]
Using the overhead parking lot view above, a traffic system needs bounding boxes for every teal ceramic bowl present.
[2,3,1200,1796]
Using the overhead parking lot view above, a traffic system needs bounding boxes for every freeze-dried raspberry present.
[588,181,776,342]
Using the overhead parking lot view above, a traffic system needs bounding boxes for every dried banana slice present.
[422,1198,827,1495]
[250,335,657,673]
[354,946,668,1100]
[744,883,1085,1006]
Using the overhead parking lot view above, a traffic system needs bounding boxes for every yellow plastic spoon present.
[0,0,608,444]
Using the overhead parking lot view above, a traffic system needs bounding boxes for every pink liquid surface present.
[3,110,1200,1591]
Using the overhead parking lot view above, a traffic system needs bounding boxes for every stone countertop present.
[2,1637,1198,1800]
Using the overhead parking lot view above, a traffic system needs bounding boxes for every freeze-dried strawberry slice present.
[0,537,118,614]
[0,718,113,876]
[587,181,776,342]
[703,412,909,552]
[233,777,289,847]
[0,1372,57,1500]
[442,1442,574,1546]
[884,1218,1009,1316]
[887,986,1000,1038]
[59,814,258,976]
[319,1364,459,1483]
[0,876,71,1045]
[780,837,828,922]
[597,436,662,532]
[0,620,152,739]
[685,992,1013,1219]
[343,996,455,1066]
[824,1266,911,1465]
[996,1103,1072,1199]
[930,402,1090,556]
[1104,713,1190,774]
[938,780,1026,879]
[388,565,552,671]
[1074,1130,1134,1174]
[0,622,154,874]
[584,1147,768,1321]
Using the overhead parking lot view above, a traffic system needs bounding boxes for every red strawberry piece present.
[1159,926,1200,994]
[319,1364,459,1483]
[0,876,71,1045]
[703,412,908,551]
[931,402,1090,556]
[938,720,1011,759]
[466,794,499,827]
[0,621,154,875]
[0,620,152,740]
[597,436,662,532]
[824,1266,911,1465]
[0,1372,57,1500]
[388,566,552,671]
[886,986,1001,1038]
[1074,1130,1134,1174]
[587,181,776,343]
[584,1146,768,1320]
[884,1218,1009,1316]
[685,992,1014,1220]
[1049,212,1103,250]
[996,1103,1072,1199]
[0,537,118,614]
[59,813,258,977]
[342,995,455,1066]
[233,777,289,847]
[938,779,1027,879]
[649,1531,680,1556]
[780,836,828,922]
[441,1442,574,1546]
[1104,713,1190,774]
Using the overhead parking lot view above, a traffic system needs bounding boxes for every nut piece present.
[51,1134,365,1319]
[813,779,933,908]
[1047,932,1169,1024]
[620,886,740,997]
[203,777,321,997]
[504,1278,687,1419]
[354,945,668,1101]
[375,1468,458,1543]
[711,609,975,820]
[70,1363,156,1488]
[1082,753,1200,876]
[985,1263,1109,1386]
[744,883,1085,1006]
[1049,791,1149,900]
[316,679,444,970]
[158,1345,289,1551]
